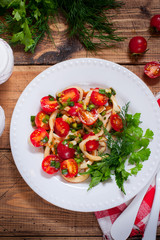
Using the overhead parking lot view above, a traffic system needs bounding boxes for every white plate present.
[10,58,160,212]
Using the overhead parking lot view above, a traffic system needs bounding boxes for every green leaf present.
[130,163,143,175]
[144,129,154,139]
[129,148,151,164]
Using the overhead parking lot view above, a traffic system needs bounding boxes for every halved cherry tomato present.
[78,108,98,126]
[110,114,123,132]
[86,140,99,152]
[57,141,75,160]
[157,98,160,107]
[42,155,60,174]
[54,118,70,137]
[60,159,78,178]
[30,128,49,147]
[82,132,99,152]
[144,61,160,79]
[91,90,108,106]
[35,111,50,130]
[40,96,59,114]
[60,88,80,103]
[68,103,83,116]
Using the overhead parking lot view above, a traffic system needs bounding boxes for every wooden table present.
[0,1,160,239]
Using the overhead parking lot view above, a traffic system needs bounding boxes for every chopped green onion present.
[48,95,55,101]
[99,89,106,95]
[50,160,60,169]
[110,88,116,95]
[101,111,106,116]
[88,104,95,110]
[42,115,50,123]
[68,101,74,107]
[68,143,73,148]
[61,169,68,175]
[41,136,49,143]
[71,129,76,133]
[62,140,68,145]
[30,115,36,126]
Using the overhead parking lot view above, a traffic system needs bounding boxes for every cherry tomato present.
[144,61,160,79]
[110,114,123,132]
[129,36,147,54]
[82,132,99,152]
[42,155,60,174]
[68,103,83,116]
[78,108,98,126]
[30,128,49,147]
[91,90,108,106]
[83,132,95,140]
[60,159,78,178]
[35,111,50,130]
[60,88,80,103]
[57,141,75,160]
[40,96,59,114]
[54,118,70,137]
[157,98,160,107]
[150,14,160,32]
[86,140,99,152]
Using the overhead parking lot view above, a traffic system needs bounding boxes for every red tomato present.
[78,108,98,126]
[35,111,50,130]
[157,98,160,107]
[144,61,160,79]
[83,132,95,140]
[150,14,160,32]
[42,155,60,174]
[129,36,147,54]
[40,96,59,114]
[60,159,78,178]
[60,88,80,103]
[68,103,83,116]
[86,140,99,152]
[83,132,99,151]
[57,141,75,160]
[91,90,108,106]
[54,118,70,137]
[110,114,123,132]
[30,128,49,147]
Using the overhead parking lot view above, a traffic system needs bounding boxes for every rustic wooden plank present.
[0,238,103,240]
[0,64,159,149]
[4,0,160,65]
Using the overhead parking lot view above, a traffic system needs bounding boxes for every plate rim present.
[10,58,160,212]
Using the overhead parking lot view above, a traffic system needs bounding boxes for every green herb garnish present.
[41,136,49,143]
[30,115,36,126]
[0,0,124,52]
[61,169,68,175]
[42,115,50,124]
[82,103,154,194]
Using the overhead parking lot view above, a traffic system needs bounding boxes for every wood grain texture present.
[0,0,160,239]
[10,0,160,65]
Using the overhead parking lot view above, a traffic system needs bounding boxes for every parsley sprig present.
[85,103,154,193]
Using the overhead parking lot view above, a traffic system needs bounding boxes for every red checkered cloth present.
[95,95,160,240]
[95,180,159,239]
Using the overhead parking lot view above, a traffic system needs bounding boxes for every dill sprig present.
[0,0,124,52]
[58,0,125,50]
